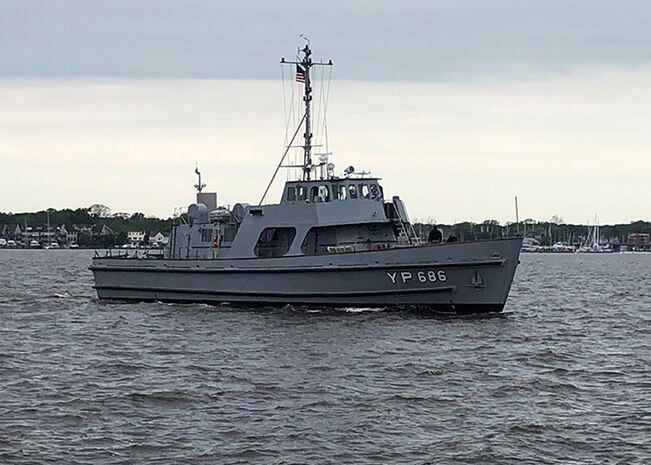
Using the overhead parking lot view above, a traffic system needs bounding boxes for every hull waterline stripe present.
[94,285,457,298]
[90,259,506,273]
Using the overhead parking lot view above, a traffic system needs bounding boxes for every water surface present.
[1,250,650,464]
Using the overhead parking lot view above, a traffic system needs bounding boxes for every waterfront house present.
[628,233,650,251]
[151,232,168,245]
[59,224,68,242]
[59,224,79,244]
[1,224,23,242]
[127,231,145,246]
[91,224,114,240]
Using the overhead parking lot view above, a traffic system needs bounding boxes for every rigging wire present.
[314,65,324,149]
[280,64,289,181]
[277,51,334,185]
[281,63,289,148]
[281,64,291,181]
[264,48,334,202]
[313,64,331,156]
[322,66,333,153]
[282,63,300,181]
[259,112,307,205]
[292,62,301,176]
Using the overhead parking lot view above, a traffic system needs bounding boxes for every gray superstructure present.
[91,43,521,314]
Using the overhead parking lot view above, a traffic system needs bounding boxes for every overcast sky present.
[1,1,650,224]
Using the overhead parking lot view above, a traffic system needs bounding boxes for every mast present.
[281,38,332,181]
[194,163,205,193]
[302,44,313,180]
[514,196,519,234]
[47,209,51,245]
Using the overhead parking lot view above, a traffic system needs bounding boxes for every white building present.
[152,232,168,245]
[127,231,145,245]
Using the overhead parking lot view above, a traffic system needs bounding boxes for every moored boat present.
[576,219,613,253]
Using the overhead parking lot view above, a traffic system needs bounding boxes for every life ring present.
[213,234,223,247]
[373,243,383,251]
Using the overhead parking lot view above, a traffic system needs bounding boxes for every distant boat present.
[576,219,612,253]
[0,238,6,247]
[29,240,40,248]
[551,242,575,253]
[45,242,60,250]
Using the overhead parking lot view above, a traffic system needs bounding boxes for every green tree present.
[115,231,128,245]
[70,208,92,224]
[88,204,112,218]
[77,231,92,247]
[98,234,115,248]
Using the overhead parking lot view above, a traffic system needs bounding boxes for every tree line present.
[413,219,651,245]
[0,205,177,248]
[2,205,649,247]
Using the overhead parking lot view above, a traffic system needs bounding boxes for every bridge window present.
[310,185,330,203]
[254,227,296,258]
[360,184,370,199]
[334,184,347,200]
[370,183,382,200]
[297,186,307,201]
[348,184,358,199]
[286,186,296,201]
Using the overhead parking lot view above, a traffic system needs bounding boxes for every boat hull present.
[91,238,521,314]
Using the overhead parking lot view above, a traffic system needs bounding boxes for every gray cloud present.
[2,0,650,80]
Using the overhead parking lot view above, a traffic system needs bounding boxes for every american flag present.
[296,64,305,83]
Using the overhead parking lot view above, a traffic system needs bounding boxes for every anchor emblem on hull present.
[469,271,485,288]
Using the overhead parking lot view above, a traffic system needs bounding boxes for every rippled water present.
[1,250,650,464]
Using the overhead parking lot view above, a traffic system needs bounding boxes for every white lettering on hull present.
[386,270,448,285]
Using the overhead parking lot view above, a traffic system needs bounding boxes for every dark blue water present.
[1,250,650,464]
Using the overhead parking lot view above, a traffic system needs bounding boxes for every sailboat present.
[44,209,60,249]
[576,217,612,253]
[90,41,522,314]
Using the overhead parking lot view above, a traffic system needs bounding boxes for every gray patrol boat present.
[91,43,521,314]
